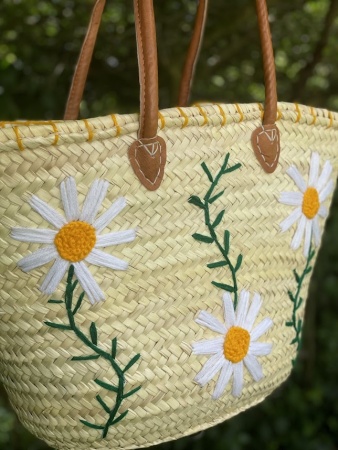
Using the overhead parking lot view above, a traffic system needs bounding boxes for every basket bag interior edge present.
[0,0,337,449]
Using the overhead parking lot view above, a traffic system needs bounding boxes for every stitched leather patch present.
[251,124,280,173]
[128,136,167,191]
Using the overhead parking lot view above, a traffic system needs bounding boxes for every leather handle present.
[178,0,208,107]
[64,0,106,120]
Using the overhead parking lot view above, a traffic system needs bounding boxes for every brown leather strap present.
[134,0,159,139]
[64,0,106,120]
[255,0,277,125]
[251,0,280,174]
[178,0,208,107]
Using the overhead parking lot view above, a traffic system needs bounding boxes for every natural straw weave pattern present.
[0,101,337,449]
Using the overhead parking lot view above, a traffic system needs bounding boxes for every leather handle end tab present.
[251,124,280,173]
[128,137,167,191]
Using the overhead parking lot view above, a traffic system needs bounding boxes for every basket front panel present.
[0,102,337,449]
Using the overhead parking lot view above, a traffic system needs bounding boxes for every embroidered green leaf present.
[111,337,117,359]
[293,269,300,284]
[211,281,234,292]
[221,153,230,171]
[96,395,110,414]
[213,210,225,228]
[224,163,241,173]
[201,162,213,182]
[286,321,293,327]
[123,386,141,399]
[80,420,104,430]
[305,266,312,275]
[71,354,100,361]
[224,230,230,254]
[45,321,72,331]
[287,290,295,302]
[48,299,63,304]
[235,254,243,272]
[297,297,303,309]
[192,233,214,243]
[297,319,302,332]
[72,280,79,291]
[72,292,85,315]
[188,195,205,209]
[207,260,228,269]
[94,379,119,393]
[90,322,98,345]
[209,190,225,204]
[123,354,141,372]
[46,266,141,438]
[111,410,129,425]
[290,337,298,345]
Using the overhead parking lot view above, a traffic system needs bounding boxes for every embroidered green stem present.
[45,265,141,438]
[286,245,315,364]
[189,154,242,309]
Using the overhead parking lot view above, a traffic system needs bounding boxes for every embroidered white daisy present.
[11,177,136,304]
[279,152,334,257]
[192,290,273,399]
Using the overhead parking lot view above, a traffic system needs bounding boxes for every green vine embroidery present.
[286,245,315,364]
[46,265,141,437]
[188,153,242,308]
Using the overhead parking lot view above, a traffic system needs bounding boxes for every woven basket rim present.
[0,101,337,153]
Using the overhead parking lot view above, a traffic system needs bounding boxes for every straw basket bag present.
[0,0,337,449]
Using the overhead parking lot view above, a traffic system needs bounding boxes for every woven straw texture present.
[0,101,337,450]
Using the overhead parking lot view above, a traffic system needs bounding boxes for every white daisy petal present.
[18,246,58,272]
[318,204,328,218]
[73,261,105,304]
[192,337,224,355]
[96,230,136,247]
[232,362,244,397]
[319,179,334,203]
[313,216,321,246]
[303,220,312,257]
[235,290,250,328]
[291,215,307,250]
[251,318,273,342]
[286,166,306,192]
[249,341,272,356]
[279,192,303,206]
[212,360,233,400]
[308,152,320,186]
[40,258,69,295]
[195,311,226,334]
[244,354,263,382]
[86,248,128,270]
[11,228,56,244]
[222,292,235,329]
[244,293,262,331]
[316,160,333,193]
[194,352,224,387]
[29,195,66,228]
[279,207,302,233]
[80,179,109,224]
[60,177,79,221]
[94,197,127,232]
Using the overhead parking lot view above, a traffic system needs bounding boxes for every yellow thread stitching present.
[310,107,317,125]
[195,104,208,126]
[328,110,333,128]
[257,103,264,120]
[158,112,166,130]
[111,114,121,136]
[215,104,226,126]
[177,107,189,128]
[235,103,244,122]
[83,119,94,142]
[13,126,24,151]
[295,103,301,123]
[277,108,283,121]
[49,122,59,145]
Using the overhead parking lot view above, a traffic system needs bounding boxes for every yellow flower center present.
[302,187,320,219]
[54,221,96,262]
[223,326,250,363]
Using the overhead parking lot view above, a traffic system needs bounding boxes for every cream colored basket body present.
[0,102,337,449]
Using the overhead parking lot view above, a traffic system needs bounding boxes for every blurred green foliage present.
[0,0,338,449]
